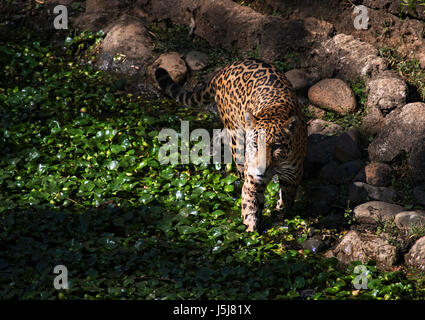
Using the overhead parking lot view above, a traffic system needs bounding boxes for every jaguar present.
[155,58,307,232]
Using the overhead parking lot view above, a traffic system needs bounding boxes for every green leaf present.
[221,175,238,185]
[177,225,196,235]
[139,193,153,204]
[111,144,125,154]
[106,160,119,170]
[211,209,225,218]
[224,185,234,192]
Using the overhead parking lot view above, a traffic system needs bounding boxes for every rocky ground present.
[2,0,425,273]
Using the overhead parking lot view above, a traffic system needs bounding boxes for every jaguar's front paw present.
[276,198,284,211]
[242,212,259,232]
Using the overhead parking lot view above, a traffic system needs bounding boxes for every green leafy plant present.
[379,47,425,100]
[274,53,301,72]
[400,0,425,16]
[350,78,367,108]
[343,201,355,225]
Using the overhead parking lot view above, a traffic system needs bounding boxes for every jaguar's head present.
[243,111,299,184]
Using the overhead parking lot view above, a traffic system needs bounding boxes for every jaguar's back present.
[155,58,307,232]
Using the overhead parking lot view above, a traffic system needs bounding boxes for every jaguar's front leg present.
[241,176,265,232]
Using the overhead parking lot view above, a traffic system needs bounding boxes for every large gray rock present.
[368,103,425,182]
[303,16,335,41]
[311,33,387,82]
[354,201,405,224]
[408,137,425,182]
[354,162,394,187]
[307,128,361,166]
[308,119,343,136]
[362,105,385,136]
[394,211,425,230]
[185,51,209,71]
[333,129,362,163]
[308,78,357,115]
[329,230,398,270]
[318,161,340,184]
[366,73,407,114]
[149,52,188,84]
[369,102,425,161]
[320,160,365,185]
[285,69,310,91]
[306,135,338,165]
[301,235,329,253]
[337,161,366,184]
[405,236,425,271]
[349,182,397,204]
[96,14,154,75]
[307,104,327,119]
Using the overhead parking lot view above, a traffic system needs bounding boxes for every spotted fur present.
[155,58,307,232]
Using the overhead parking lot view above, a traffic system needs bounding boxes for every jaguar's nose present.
[248,168,265,177]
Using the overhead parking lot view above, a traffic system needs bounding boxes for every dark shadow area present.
[0,202,341,299]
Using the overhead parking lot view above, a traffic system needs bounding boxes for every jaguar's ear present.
[244,111,257,129]
[284,116,298,135]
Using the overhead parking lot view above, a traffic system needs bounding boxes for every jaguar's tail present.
[155,68,214,107]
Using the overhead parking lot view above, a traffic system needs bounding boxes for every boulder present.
[320,160,364,185]
[333,129,362,163]
[307,104,326,119]
[349,182,397,204]
[148,52,188,85]
[368,102,425,182]
[354,162,394,187]
[318,161,340,184]
[394,211,425,230]
[408,137,425,182]
[335,161,366,185]
[311,33,387,82]
[366,73,407,115]
[307,128,361,166]
[185,50,209,71]
[285,69,309,91]
[303,16,335,41]
[329,230,398,270]
[405,236,425,271]
[353,201,405,225]
[96,14,154,75]
[307,119,343,136]
[362,105,385,136]
[301,235,329,253]
[308,78,357,114]
[306,134,338,165]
